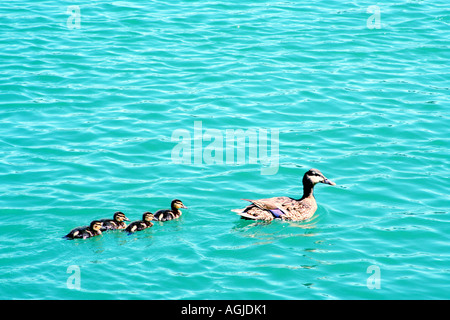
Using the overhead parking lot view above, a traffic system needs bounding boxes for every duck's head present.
[171,199,188,210]
[90,220,103,232]
[303,168,336,186]
[113,211,129,222]
[142,212,154,222]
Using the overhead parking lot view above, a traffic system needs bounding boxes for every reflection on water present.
[231,213,320,241]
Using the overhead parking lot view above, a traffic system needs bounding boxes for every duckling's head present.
[113,211,129,222]
[171,199,188,210]
[304,169,336,186]
[90,220,103,232]
[142,212,154,222]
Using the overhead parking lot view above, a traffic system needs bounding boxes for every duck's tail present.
[231,208,259,220]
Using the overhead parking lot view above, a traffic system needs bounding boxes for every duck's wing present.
[232,197,293,220]
[64,226,88,239]
[242,197,292,212]
[63,229,78,239]
[153,209,175,221]
[98,219,116,231]
[81,229,94,239]
[125,222,138,233]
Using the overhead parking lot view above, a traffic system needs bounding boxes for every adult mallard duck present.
[232,169,336,221]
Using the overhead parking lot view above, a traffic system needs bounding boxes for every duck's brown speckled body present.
[232,169,335,221]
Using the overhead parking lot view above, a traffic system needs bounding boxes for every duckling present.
[63,220,103,240]
[153,199,187,221]
[232,169,336,221]
[125,212,154,233]
[98,211,130,231]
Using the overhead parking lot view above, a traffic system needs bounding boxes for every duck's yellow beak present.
[322,178,336,186]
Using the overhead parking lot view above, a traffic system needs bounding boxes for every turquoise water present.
[0,0,449,300]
